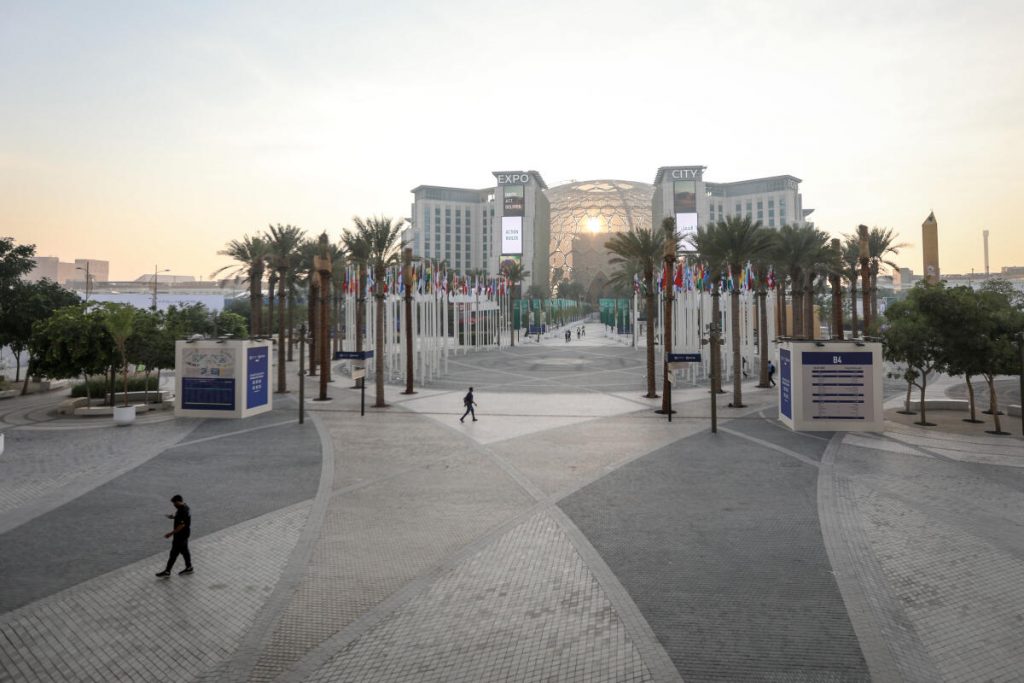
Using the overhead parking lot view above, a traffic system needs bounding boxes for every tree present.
[974,282,1024,434]
[500,259,529,348]
[352,216,404,408]
[0,237,36,288]
[30,305,113,400]
[102,304,137,407]
[841,236,861,336]
[342,229,371,370]
[213,234,268,337]
[127,309,172,404]
[266,224,306,392]
[866,227,908,323]
[605,226,665,399]
[0,279,80,381]
[881,283,948,426]
[691,215,775,408]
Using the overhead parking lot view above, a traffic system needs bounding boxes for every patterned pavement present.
[1,320,1023,682]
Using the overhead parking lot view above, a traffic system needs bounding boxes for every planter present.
[112,405,136,426]
[0,432,4,456]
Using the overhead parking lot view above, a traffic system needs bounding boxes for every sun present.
[586,216,603,233]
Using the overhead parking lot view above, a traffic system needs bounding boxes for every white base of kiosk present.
[778,340,883,432]
[174,340,274,419]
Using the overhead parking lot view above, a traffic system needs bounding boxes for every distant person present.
[565,329,571,343]
[742,357,749,378]
[768,361,776,387]
[156,495,193,577]
[460,387,477,422]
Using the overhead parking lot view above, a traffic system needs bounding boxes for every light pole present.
[75,263,92,301]
[151,265,170,310]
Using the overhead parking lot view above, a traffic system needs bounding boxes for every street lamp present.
[151,265,170,310]
[75,263,92,301]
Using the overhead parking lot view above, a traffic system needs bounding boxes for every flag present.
[633,273,640,294]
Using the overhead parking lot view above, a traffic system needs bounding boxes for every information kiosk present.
[778,340,883,432]
[174,339,274,419]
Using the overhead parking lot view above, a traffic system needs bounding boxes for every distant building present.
[408,166,811,296]
[26,257,109,286]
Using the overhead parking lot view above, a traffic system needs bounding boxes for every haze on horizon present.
[2,0,1022,281]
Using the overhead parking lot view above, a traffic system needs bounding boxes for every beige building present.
[27,257,109,286]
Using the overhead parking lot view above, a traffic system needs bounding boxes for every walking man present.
[460,386,477,422]
[768,360,777,387]
[156,494,193,577]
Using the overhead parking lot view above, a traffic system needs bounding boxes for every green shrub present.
[71,376,159,398]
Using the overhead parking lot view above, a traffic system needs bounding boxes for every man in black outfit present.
[768,361,777,387]
[156,494,193,577]
[460,387,477,422]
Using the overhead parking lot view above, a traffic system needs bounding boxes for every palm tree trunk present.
[374,266,386,407]
[267,274,277,337]
[778,282,788,336]
[758,290,769,387]
[849,278,859,337]
[792,274,804,339]
[870,270,879,321]
[287,290,295,361]
[276,270,287,393]
[803,274,815,340]
[644,277,657,398]
[309,277,318,376]
[730,289,743,407]
[249,276,260,338]
[355,267,365,388]
[712,287,723,395]
[509,292,515,348]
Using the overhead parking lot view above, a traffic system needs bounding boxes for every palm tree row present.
[604,216,905,409]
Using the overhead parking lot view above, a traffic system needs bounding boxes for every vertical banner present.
[673,180,698,248]
[246,346,269,409]
[501,184,524,255]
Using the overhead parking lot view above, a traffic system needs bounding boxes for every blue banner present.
[246,346,269,409]
[780,349,792,419]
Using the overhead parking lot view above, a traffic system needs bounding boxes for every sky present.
[2,0,1022,281]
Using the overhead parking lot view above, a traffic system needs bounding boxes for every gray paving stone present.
[0,502,309,682]
[307,512,654,683]
[559,428,870,682]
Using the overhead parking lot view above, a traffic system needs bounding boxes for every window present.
[746,201,752,218]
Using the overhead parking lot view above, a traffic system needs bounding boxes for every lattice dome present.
[545,179,655,275]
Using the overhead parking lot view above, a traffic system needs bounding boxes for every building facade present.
[409,165,809,294]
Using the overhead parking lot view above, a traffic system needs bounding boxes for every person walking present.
[460,387,477,422]
[768,360,777,387]
[156,494,193,577]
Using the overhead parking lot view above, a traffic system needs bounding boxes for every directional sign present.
[352,369,366,380]
[667,353,701,363]
[333,350,374,361]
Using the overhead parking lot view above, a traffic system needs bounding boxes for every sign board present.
[352,369,366,380]
[667,353,701,363]
[777,341,882,432]
[333,350,374,360]
[246,346,269,409]
[175,340,273,419]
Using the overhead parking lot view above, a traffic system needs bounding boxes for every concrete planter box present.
[0,389,18,400]
[0,432,4,456]
[74,404,150,418]
[112,405,137,426]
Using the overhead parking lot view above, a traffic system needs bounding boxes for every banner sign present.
[246,346,269,409]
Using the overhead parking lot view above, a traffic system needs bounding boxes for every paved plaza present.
[1,321,1023,682]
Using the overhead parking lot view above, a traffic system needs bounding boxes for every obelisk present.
[922,212,940,284]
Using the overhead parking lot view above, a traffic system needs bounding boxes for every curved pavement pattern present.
[1,321,1023,682]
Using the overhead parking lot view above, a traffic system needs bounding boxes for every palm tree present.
[500,260,529,348]
[752,229,780,387]
[266,223,306,392]
[342,230,371,381]
[102,303,137,407]
[692,216,775,408]
[867,226,908,323]
[841,236,861,337]
[605,225,665,399]
[296,238,322,374]
[213,234,268,337]
[352,216,404,408]
[774,224,829,338]
[801,231,833,340]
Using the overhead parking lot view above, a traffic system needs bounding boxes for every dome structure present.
[545,179,654,295]
[546,179,654,273]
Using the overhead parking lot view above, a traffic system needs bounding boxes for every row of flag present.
[636,262,778,294]
[339,262,514,300]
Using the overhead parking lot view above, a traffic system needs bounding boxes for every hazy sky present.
[3,0,1022,280]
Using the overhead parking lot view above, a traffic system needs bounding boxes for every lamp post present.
[75,263,92,301]
[151,265,170,310]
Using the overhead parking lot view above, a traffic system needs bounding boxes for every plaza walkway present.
[1,320,1022,682]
